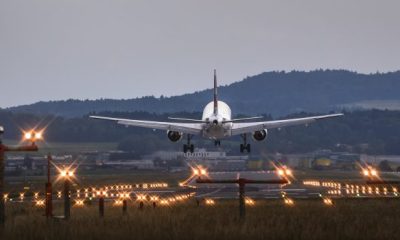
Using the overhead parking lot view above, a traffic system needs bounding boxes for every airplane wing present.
[231,113,343,136]
[90,116,203,135]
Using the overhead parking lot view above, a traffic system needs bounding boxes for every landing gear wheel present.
[190,144,194,153]
[246,144,251,153]
[183,134,195,153]
[183,144,188,153]
[240,134,251,153]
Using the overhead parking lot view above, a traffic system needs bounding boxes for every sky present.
[0,0,399,108]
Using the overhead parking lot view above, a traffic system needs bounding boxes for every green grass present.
[2,198,400,240]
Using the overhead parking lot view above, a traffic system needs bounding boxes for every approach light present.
[284,198,294,206]
[200,168,207,176]
[205,198,215,205]
[24,132,32,140]
[35,200,45,207]
[58,167,75,179]
[114,200,123,206]
[276,166,292,178]
[136,194,146,201]
[75,199,84,207]
[362,166,379,178]
[23,129,44,142]
[245,197,255,206]
[160,199,169,206]
[34,132,42,140]
[150,195,159,202]
[323,198,333,206]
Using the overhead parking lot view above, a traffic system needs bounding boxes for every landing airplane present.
[90,70,343,153]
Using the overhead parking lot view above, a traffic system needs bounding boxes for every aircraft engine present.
[252,129,267,141]
[167,131,183,142]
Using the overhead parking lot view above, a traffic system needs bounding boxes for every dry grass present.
[2,198,400,240]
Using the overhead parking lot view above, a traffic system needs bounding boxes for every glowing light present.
[323,198,333,206]
[370,169,378,176]
[34,132,42,139]
[245,197,255,206]
[35,199,45,207]
[19,192,25,201]
[200,168,207,176]
[23,129,45,142]
[137,194,146,201]
[276,166,293,178]
[205,199,215,205]
[160,199,169,206]
[75,199,84,207]
[284,198,294,206]
[114,200,123,206]
[24,132,32,140]
[150,195,159,202]
[363,169,369,176]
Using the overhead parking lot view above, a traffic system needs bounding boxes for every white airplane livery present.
[90,70,343,153]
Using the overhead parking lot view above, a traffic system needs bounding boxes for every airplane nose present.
[213,120,218,125]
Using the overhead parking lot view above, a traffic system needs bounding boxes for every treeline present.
[1,110,400,155]
[6,70,400,117]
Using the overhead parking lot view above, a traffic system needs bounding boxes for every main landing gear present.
[240,134,251,153]
[183,134,194,153]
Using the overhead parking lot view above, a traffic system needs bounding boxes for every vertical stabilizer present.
[213,69,218,115]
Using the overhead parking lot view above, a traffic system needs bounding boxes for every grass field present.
[2,198,400,240]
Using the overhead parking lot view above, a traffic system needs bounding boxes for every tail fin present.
[213,69,218,115]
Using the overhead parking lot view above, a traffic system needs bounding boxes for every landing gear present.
[183,134,194,153]
[214,140,221,147]
[240,134,251,153]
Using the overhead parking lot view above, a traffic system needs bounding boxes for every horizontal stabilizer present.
[168,117,207,123]
[222,116,263,123]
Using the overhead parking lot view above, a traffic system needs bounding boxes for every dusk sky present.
[1,0,399,108]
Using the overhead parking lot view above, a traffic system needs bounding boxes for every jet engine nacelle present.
[167,131,183,142]
[252,129,268,141]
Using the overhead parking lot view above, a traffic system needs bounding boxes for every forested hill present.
[6,70,400,117]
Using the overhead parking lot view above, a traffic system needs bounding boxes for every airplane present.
[90,70,343,153]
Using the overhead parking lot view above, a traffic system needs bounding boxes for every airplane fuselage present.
[201,100,233,139]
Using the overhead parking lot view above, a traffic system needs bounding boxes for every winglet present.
[213,69,218,115]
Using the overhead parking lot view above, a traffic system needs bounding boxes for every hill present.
[6,70,400,117]
[1,109,400,155]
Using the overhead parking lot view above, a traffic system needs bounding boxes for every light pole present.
[0,127,40,227]
[98,190,105,218]
[45,154,53,218]
[59,168,74,220]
